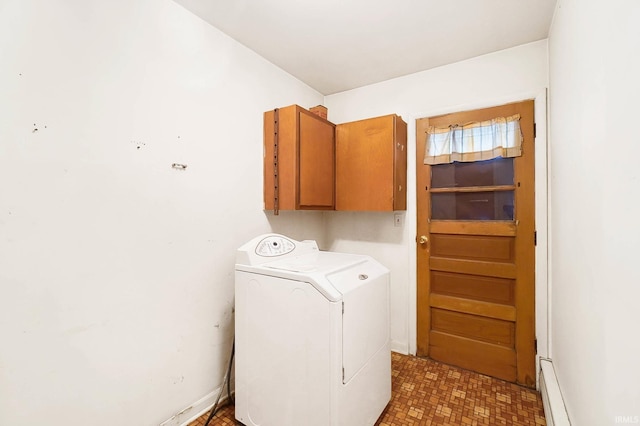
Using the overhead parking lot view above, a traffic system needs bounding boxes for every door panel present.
[429,258,517,279]
[429,294,516,321]
[429,331,517,382]
[416,100,536,387]
[431,309,515,347]
[431,271,515,305]
[430,234,514,262]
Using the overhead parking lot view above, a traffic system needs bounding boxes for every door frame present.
[407,89,549,386]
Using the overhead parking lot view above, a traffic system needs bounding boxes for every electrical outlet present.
[394,213,403,227]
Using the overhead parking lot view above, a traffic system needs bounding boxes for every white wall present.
[324,40,549,354]
[9,1,638,423]
[0,1,325,425]
[548,0,640,424]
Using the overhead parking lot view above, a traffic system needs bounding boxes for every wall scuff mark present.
[131,140,146,150]
[32,123,47,133]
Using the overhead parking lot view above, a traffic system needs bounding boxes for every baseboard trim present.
[390,339,409,355]
[159,387,233,426]
[539,358,571,426]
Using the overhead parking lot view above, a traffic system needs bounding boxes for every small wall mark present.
[131,140,146,150]
[32,123,47,133]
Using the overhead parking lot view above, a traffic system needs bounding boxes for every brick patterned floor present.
[189,352,546,426]
[189,403,235,426]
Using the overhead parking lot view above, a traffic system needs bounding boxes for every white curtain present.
[424,114,523,165]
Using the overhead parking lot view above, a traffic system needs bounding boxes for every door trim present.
[407,89,549,387]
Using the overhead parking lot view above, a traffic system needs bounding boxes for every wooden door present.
[416,100,536,387]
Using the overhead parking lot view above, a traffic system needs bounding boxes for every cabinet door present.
[298,110,335,209]
[264,106,297,211]
[264,105,335,211]
[336,115,406,211]
[394,119,408,210]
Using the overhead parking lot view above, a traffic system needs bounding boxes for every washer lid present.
[236,251,372,302]
[264,251,365,273]
[326,257,388,296]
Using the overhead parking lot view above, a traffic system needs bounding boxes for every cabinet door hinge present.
[535,338,538,354]
[273,108,280,215]
[533,123,537,138]
[341,301,344,314]
[534,231,537,246]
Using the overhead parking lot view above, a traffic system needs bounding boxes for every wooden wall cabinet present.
[263,106,407,212]
[264,105,335,211]
[336,114,407,211]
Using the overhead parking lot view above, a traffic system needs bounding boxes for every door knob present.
[419,235,428,244]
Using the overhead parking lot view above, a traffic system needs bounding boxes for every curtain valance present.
[424,114,522,165]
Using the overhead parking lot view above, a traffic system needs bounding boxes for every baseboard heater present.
[539,358,571,426]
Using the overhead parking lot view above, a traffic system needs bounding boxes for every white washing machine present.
[234,234,391,426]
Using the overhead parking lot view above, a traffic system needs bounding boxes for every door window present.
[430,157,515,221]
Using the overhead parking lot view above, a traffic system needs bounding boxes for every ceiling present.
[173,0,557,95]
